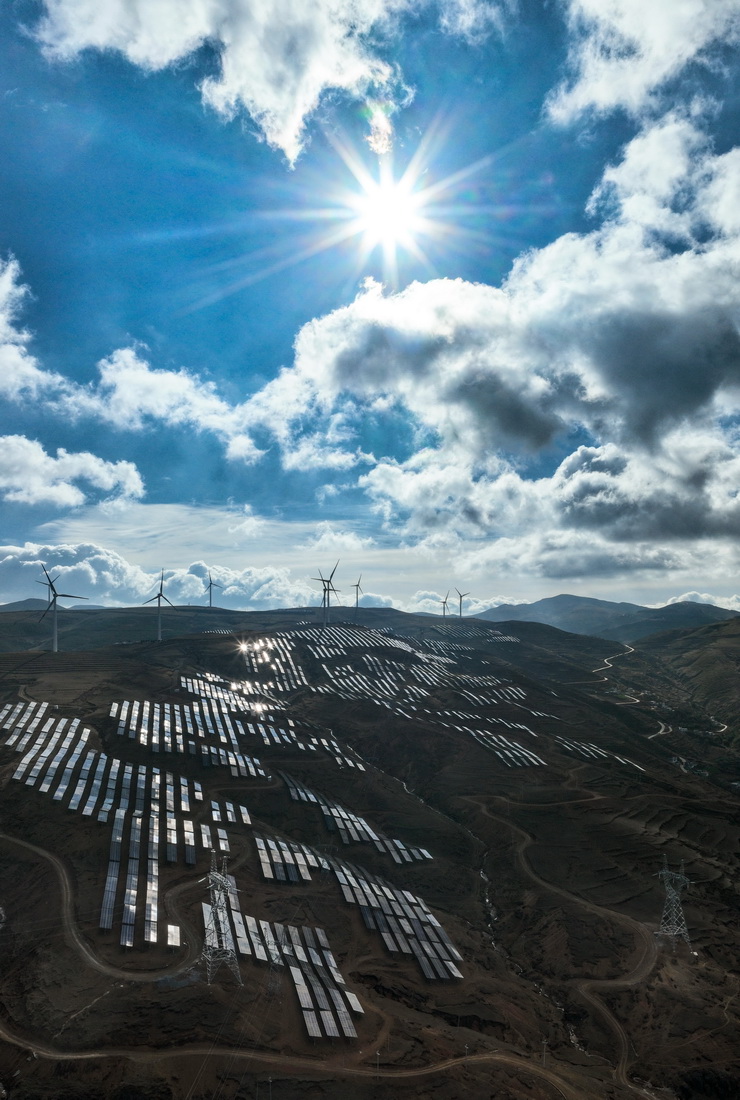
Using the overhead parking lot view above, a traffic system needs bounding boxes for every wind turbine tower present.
[206,571,222,608]
[144,570,173,642]
[312,561,339,629]
[37,565,87,653]
[455,588,470,618]
[351,574,363,623]
[655,855,691,948]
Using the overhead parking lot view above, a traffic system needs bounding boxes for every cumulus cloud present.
[31,0,507,162]
[549,0,740,122]
[302,521,375,554]
[7,97,740,589]
[226,111,740,562]
[0,435,144,507]
[0,542,320,609]
[34,0,404,162]
[662,590,740,612]
[0,257,69,402]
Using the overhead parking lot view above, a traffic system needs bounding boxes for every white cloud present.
[662,590,740,612]
[439,0,507,40]
[35,0,405,162]
[302,521,376,554]
[0,541,318,609]
[549,0,740,122]
[32,1,509,161]
[7,101,740,595]
[234,112,740,558]
[0,435,144,507]
[0,257,70,402]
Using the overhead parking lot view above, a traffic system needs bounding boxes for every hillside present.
[0,611,738,1100]
[639,616,740,730]
[477,593,739,642]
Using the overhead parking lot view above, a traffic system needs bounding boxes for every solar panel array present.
[180,678,365,770]
[250,829,461,982]
[553,734,645,771]
[182,673,283,710]
[272,624,648,772]
[208,884,365,1039]
[239,636,309,692]
[0,701,257,946]
[253,832,325,883]
[327,854,463,981]
[279,771,432,863]
[110,698,267,777]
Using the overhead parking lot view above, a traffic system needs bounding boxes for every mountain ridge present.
[476,592,739,642]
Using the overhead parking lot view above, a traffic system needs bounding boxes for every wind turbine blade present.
[329,560,339,581]
[56,593,87,601]
[162,595,175,606]
[144,595,159,605]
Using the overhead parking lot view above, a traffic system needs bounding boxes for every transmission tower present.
[655,855,691,948]
[200,850,242,985]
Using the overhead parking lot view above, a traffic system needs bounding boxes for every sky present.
[3,0,740,614]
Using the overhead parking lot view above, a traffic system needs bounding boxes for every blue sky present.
[3,0,740,613]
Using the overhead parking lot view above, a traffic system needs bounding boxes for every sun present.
[183,122,517,309]
[350,173,425,251]
[328,145,439,284]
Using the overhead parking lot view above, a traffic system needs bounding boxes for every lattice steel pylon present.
[655,855,691,948]
[200,850,242,985]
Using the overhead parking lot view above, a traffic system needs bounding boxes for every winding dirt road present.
[462,794,656,1097]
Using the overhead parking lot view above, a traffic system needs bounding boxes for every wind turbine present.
[455,587,470,617]
[144,570,173,641]
[311,561,339,629]
[441,591,450,622]
[37,565,87,653]
[206,571,222,609]
[351,574,363,622]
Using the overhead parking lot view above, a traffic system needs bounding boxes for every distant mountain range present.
[476,593,739,642]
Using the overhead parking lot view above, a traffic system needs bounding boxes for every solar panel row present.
[279,771,432,863]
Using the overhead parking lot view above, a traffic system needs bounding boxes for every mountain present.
[639,615,740,725]
[0,610,738,1100]
[0,609,738,1099]
[0,597,50,612]
[476,593,739,642]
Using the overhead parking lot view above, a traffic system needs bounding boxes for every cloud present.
[231,112,740,555]
[0,541,319,609]
[0,257,70,402]
[0,435,144,507]
[439,0,507,41]
[302,521,375,554]
[549,0,740,122]
[662,590,740,612]
[31,0,507,162]
[6,98,740,591]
